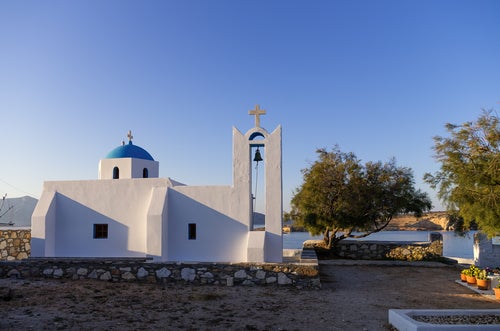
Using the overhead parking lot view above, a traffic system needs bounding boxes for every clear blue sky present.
[1,0,499,212]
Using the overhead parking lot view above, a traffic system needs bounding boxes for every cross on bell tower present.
[248,105,266,128]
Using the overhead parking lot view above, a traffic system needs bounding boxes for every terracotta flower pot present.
[466,275,476,285]
[477,278,490,290]
[494,287,500,300]
[460,273,467,282]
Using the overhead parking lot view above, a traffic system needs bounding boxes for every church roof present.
[105,141,155,161]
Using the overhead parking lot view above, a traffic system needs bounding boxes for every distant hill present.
[386,212,450,231]
[0,196,38,227]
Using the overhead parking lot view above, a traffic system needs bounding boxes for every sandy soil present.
[1,262,499,331]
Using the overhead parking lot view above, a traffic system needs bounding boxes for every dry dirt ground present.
[1,261,499,331]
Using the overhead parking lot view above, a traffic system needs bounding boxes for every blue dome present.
[105,141,155,161]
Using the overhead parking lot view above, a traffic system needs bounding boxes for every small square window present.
[94,224,108,239]
[188,223,196,240]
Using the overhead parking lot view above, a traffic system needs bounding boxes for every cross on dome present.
[127,130,134,143]
[249,105,266,127]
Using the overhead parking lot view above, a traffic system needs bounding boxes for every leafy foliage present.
[424,110,500,237]
[290,147,432,248]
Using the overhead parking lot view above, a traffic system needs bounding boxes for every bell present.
[253,148,263,162]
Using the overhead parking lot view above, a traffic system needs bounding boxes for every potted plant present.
[476,269,490,290]
[494,284,500,300]
[460,269,468,282]
[465,266,478,285]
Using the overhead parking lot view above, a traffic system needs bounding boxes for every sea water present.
[283,230,475,259]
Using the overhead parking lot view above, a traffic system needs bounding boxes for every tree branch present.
[347,218,392,239]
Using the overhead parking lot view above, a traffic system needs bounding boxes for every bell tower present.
[233,105,283,262]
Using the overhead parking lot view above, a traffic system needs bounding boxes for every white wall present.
[146,186,168,260]
[262,126,283,262]
[32,178,254,262]
[167,186,249,262]
[31,190,57,257]
[36,178,170,257]
[99,158,159,179]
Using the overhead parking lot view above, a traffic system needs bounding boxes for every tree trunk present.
[327,234,333,250]
[323,227,330,248]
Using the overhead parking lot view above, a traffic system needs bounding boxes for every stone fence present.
[0,228,320,289]
[304,232,444,261]
[0,228,31,261]
[0,258,320,289]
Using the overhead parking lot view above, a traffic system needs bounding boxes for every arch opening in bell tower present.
[250,143,266,231]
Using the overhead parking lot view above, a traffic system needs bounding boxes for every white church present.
[31,106,283,263]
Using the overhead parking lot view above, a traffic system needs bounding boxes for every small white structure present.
[31,107,283,262]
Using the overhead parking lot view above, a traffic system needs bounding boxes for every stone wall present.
[305,232,444,261]
[0,228,31,261]
[0,258,320,289]
[0,228,320,289]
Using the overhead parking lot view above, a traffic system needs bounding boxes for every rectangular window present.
[188,223,196,240]
[93,224,108,239]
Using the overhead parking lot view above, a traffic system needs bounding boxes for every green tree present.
[290,147,432,249]
[424,110,500,237]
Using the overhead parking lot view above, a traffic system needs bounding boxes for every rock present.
[100,271,112,281]
[17,252,28,260]
[65,268,76,276]
[43,268,53,276]
[278,272,292,285]
[122,272,135,280]
[242,280,254,286]
[266,276,277,284]
[234,270,247,279]
[53,269,64,277]
[226,276,234,286]
[155,267,171,279]
[0,240,6,250]
[88,270,98,279]
[181,268,196,282]
[201,272,214,279]
[137,267,148,278]
[77,268,88,276]
[256,270,266,279]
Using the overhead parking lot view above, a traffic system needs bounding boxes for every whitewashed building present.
[31,107,283,262]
